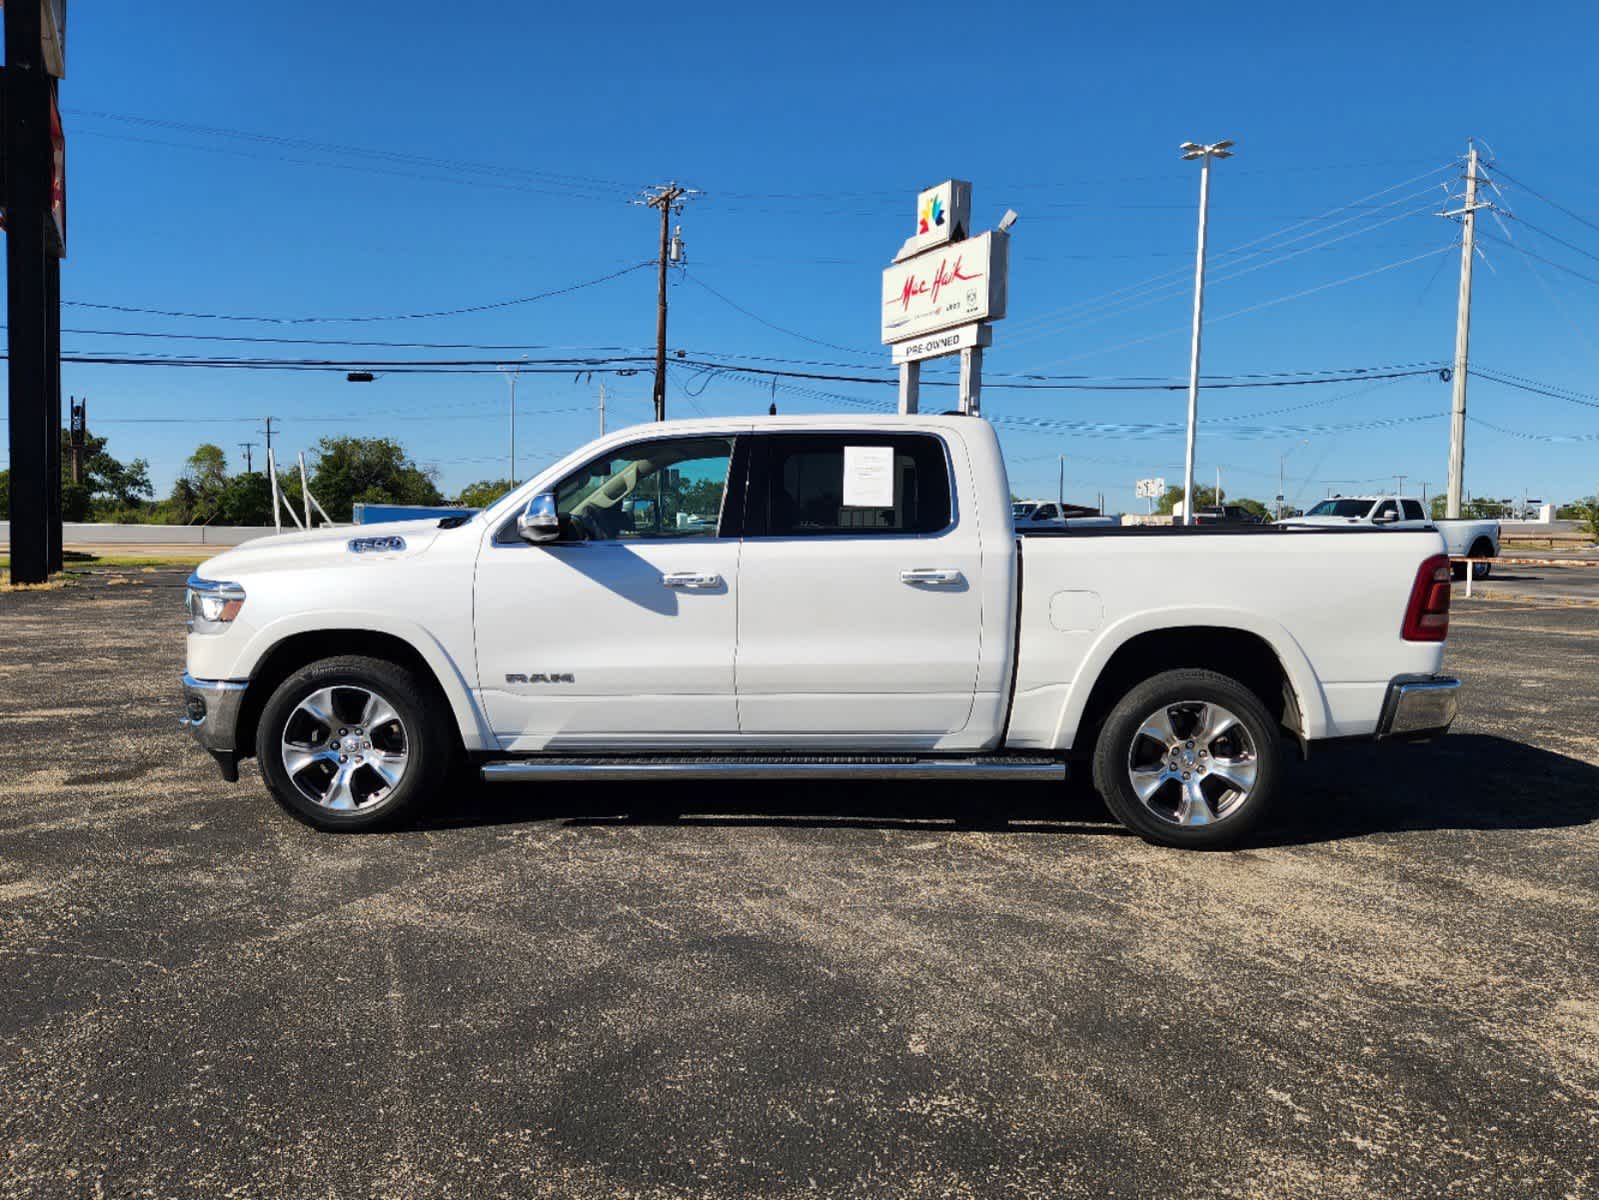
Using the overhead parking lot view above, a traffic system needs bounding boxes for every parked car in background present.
[183,415,1460,850]
[1011,499,1119,531]
[1277,496,1500,578]
[1191,504,1268,526]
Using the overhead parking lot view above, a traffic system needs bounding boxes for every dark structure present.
[4,0,67,582]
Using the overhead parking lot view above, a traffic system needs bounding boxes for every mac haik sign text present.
[881,231,1008,345]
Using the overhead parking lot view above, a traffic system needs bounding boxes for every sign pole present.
[898,361,920,415]
[959,345,983,416]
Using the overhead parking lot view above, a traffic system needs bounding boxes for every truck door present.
[733,431,983,743]
[474,434,743,749]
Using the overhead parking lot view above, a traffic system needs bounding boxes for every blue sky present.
[9,0,1599,511]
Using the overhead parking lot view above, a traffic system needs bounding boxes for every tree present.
[306,436,443,521]
[218,472,274,526]
[1559,496,1599,541]
[456,479,514,509]
[1156,484,1221,516]
[1231,497,1272,520]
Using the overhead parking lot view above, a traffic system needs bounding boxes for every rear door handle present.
[661,571,723,589]
[900,568,963,586]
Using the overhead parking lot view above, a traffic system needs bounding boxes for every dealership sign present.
[895,179,972,262]
[881,230,1008,344]
[890,322,992,365]
[1135,478,1167,499]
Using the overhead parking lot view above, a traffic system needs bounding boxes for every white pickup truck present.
[1281,496,1501,579]
[182,415,1460,848]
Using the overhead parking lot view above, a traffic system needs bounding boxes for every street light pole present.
[1278,438,1309,520]
[1179,139,1234,526]
[498,358,526,484]
[1058,454,1066,512]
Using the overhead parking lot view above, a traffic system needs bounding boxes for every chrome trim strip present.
[481,759,1066,783]
[182,672,248,692]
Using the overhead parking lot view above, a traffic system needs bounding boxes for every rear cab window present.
[743,433,952,537]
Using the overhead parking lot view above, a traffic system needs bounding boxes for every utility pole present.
[260,416,278,458]
[634,183,699,421]
[1215,465,1222,506]
[1444,144,1487,519]
[238,441,257,473]
[1396,474,1407,496]
[598,381,607,437]
[1420,481,1432,510]
[1057,454,1066,511]
[1179,140,1234,526]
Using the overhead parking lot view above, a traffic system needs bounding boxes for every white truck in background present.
[182,414,1460,849]
[1011,499,1119,531]
[1281,496,1500,578]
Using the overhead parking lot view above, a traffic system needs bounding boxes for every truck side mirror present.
[1373,510,1398,525]
[516,492,561,543]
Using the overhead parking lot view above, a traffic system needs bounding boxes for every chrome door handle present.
[661,571,723,589]
[900,568,963,586]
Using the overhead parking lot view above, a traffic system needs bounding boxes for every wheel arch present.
[236,625,487,760]
[1468,535,1495,558]
[1056,616,1325,752]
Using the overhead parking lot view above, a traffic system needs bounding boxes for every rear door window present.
[1402,500,1426,521]
[1373,500,1399,521]
[745,433,952,537]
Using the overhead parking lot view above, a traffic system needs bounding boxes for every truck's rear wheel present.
[1091,668,1280,849]
[1469,539,1494,580]
[255,654,451,831]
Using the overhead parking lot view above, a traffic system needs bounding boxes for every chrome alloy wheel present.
[279,685,408,811]
[1125,700,1258,827]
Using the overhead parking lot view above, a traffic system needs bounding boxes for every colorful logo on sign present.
[918,193,945,235]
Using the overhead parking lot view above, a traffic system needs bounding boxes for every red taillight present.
[1402,553,1452,642]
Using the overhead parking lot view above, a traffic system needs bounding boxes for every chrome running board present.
[480,755,1066,784]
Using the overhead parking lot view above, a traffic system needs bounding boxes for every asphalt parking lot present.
[2,571,1596,1199]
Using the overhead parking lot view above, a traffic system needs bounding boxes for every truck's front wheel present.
[255,654,452,831]
[1091,668,1280,849]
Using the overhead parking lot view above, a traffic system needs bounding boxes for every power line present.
[1015,245,1456,371]
[1490,164,1599,238]
[64,108,636,196]
[1505,212,1599,266]
[1476,229,1599,288]
[62,261,655,324]
[1002,163,1454,340]
[681,272,869,354]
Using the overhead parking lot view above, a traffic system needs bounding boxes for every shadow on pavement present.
[411,734,1596,847]
[1258,733,1599,846]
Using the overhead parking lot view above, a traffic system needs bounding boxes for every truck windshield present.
[1305,499,1374,518]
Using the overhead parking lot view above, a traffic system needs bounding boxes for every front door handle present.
[661,571,723,589]
[900,568,963,586]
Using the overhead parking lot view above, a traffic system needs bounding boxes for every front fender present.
[228,609,494,752]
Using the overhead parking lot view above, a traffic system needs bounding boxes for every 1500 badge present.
[505,673,575,684]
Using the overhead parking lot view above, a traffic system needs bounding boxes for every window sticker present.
[842,445,894,508]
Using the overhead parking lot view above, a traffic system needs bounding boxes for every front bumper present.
[180,672,249,781]
[1375,674,1460,740]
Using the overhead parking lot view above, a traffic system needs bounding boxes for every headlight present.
[185,575,246,634]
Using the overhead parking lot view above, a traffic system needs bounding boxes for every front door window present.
[556,437,733,541]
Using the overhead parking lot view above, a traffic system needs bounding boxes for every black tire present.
[1091,668,1280,849]
[255,654,454,831]
[1469,540,1494,580]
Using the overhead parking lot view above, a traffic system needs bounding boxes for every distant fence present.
[0,522,278,547]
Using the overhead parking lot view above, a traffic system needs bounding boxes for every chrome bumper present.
[1376,674,1460,740]
[180,673,249,780]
